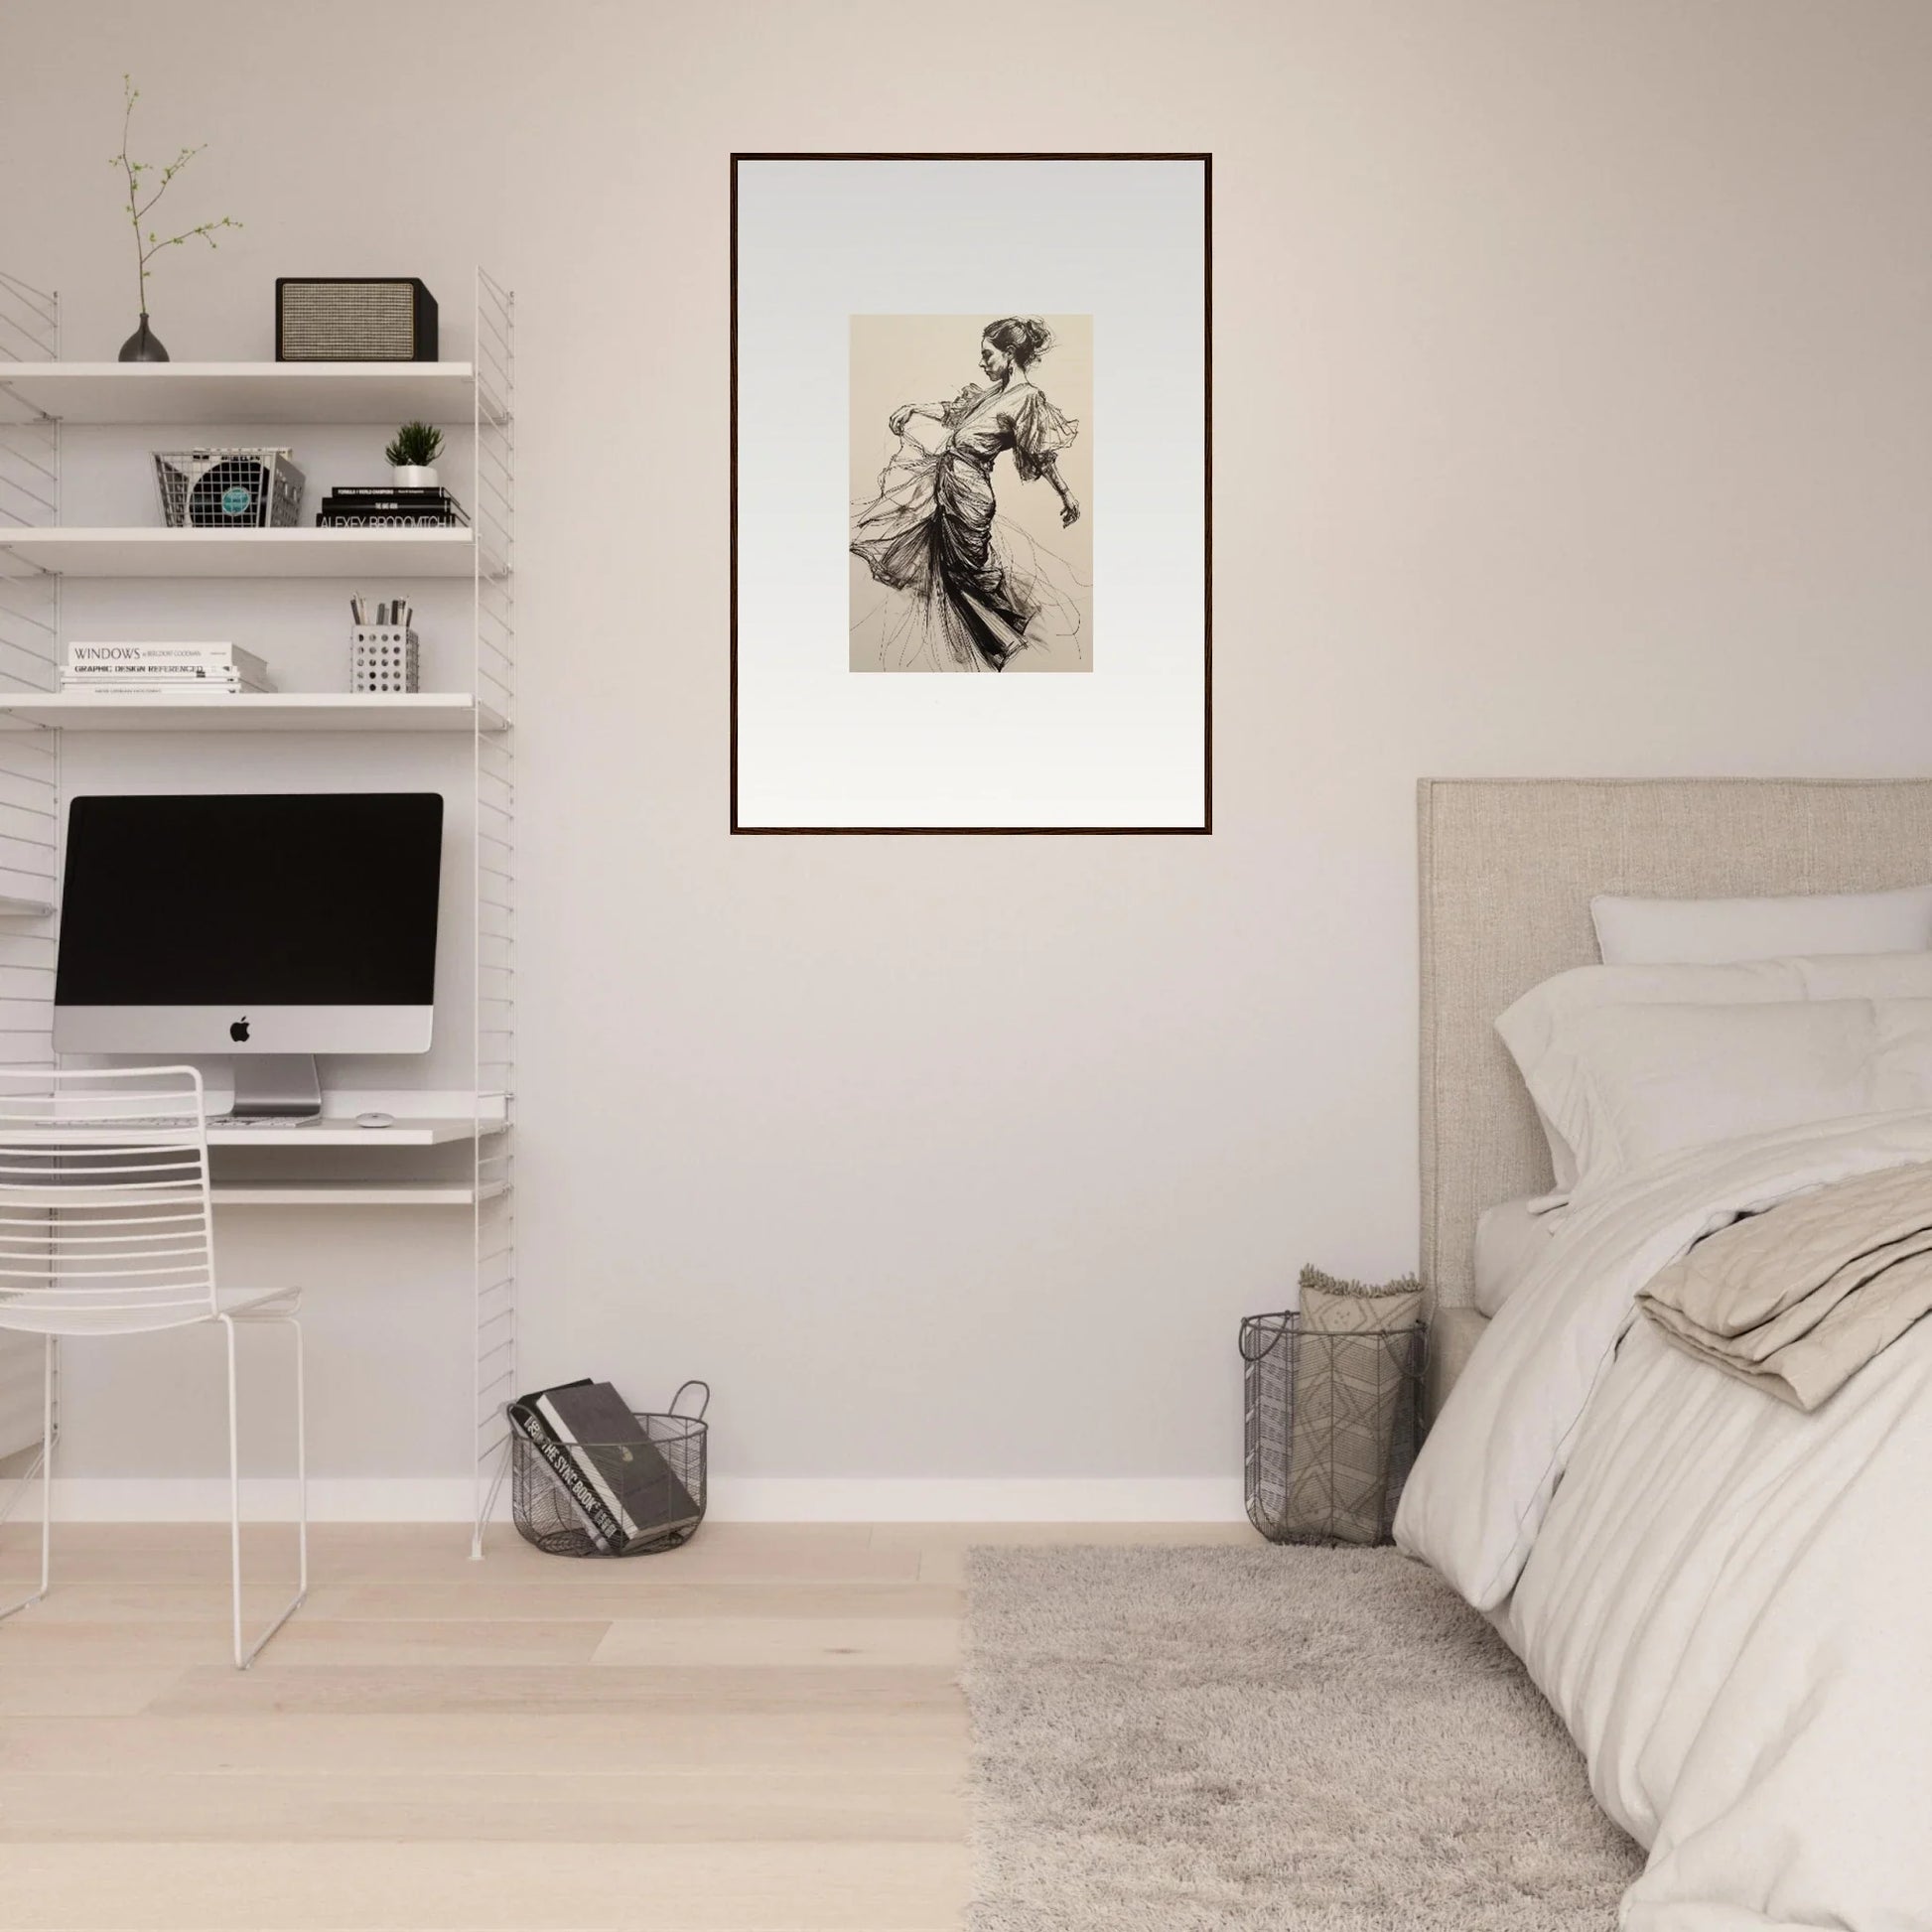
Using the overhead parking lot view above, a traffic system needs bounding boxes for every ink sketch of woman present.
[851,316,1089,673]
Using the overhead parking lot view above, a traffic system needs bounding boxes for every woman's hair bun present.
[984,315,1055,368]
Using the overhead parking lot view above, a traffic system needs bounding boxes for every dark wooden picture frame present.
[730,152,1213,836]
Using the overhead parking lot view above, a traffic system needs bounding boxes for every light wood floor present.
[0,1520,1253,1930]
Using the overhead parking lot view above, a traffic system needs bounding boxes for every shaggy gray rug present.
[962,1545,1643,1930]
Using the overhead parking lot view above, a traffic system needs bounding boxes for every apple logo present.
[229,1018,250,1043]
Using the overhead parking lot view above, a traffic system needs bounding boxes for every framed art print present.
[731,153,1211,833]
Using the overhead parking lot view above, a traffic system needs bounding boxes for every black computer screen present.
[56,793,444,1007]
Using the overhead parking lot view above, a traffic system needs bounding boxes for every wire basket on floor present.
[510,1381,709,1558]
[1241,1312,1424,1547]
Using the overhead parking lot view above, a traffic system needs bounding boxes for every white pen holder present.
[350,625,420,694]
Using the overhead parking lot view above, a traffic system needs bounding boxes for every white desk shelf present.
[0,692,506,734]
[0,265,518,1557]
[0,360,491,427]
[210,1180,508,1208]
[0,526,481,579]
[207,1116,487,1149]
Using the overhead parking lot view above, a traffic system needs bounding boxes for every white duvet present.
[1396,1112,1932,1931]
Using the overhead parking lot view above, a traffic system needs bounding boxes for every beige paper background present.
[850,314,1093,672]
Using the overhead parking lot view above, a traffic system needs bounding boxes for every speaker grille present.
[279,282,422,360]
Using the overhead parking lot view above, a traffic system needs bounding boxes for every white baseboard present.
[32,1475,1247,1525]
[707,1478,1247,1522]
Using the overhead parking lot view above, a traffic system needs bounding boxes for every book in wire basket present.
[508,1380,708,1557]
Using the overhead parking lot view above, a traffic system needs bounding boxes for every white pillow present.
[1591,885,1932,965]
[1511,997,1932,1206]
[1496,953,1932,1199]
[1472,1197,1559,1316]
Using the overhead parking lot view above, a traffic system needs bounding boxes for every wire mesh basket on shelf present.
[1241,1311,1424,1547]
[153,448,305,528]
[510,1381,708,1558]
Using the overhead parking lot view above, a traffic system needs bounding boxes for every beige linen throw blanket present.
[1638,1159,1932,1410]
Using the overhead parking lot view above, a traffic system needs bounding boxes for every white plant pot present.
[392,465,439,488]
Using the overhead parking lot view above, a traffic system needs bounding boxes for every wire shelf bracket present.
[470,267,515,1558]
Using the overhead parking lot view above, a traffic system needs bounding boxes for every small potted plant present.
[384,421,444,488]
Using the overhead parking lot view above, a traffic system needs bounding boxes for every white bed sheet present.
[1399,1113,1932,1930]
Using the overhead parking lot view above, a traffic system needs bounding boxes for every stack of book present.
[509,1379,704,1555]
[316,485,469,529]
[64,642,273,694]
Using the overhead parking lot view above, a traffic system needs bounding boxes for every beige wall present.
[5,1,1931,1501]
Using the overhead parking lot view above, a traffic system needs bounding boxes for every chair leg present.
[0,1333,55,1623]
[220,1311,308,1670]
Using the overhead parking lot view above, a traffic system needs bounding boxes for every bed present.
[1398,777,1932,1931]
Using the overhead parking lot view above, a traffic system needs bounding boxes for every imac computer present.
[54,792,445,1119]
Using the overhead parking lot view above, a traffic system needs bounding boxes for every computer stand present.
[228,1055,323,1122]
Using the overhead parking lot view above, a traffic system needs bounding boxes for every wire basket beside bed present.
[1241,1311,1425,1546]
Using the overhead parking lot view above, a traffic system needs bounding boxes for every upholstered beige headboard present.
[1419,777,1932,1312]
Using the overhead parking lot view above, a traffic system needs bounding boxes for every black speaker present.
[275,278,439,361]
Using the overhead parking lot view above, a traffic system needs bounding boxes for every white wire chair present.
[0,1065,306,1668]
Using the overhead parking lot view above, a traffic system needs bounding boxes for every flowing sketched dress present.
[851,380,1084,673]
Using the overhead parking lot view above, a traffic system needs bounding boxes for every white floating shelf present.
[210,1180,504,1208]
[0,360,487,426]
[0,692,505,734]
[0,526,481,579]
[7,1117,488,1150]
[203,1116,483,1148]
[0,895,53,916]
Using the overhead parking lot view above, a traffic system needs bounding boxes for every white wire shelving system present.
[0,268,517,1555]
[0,270,62,1491]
